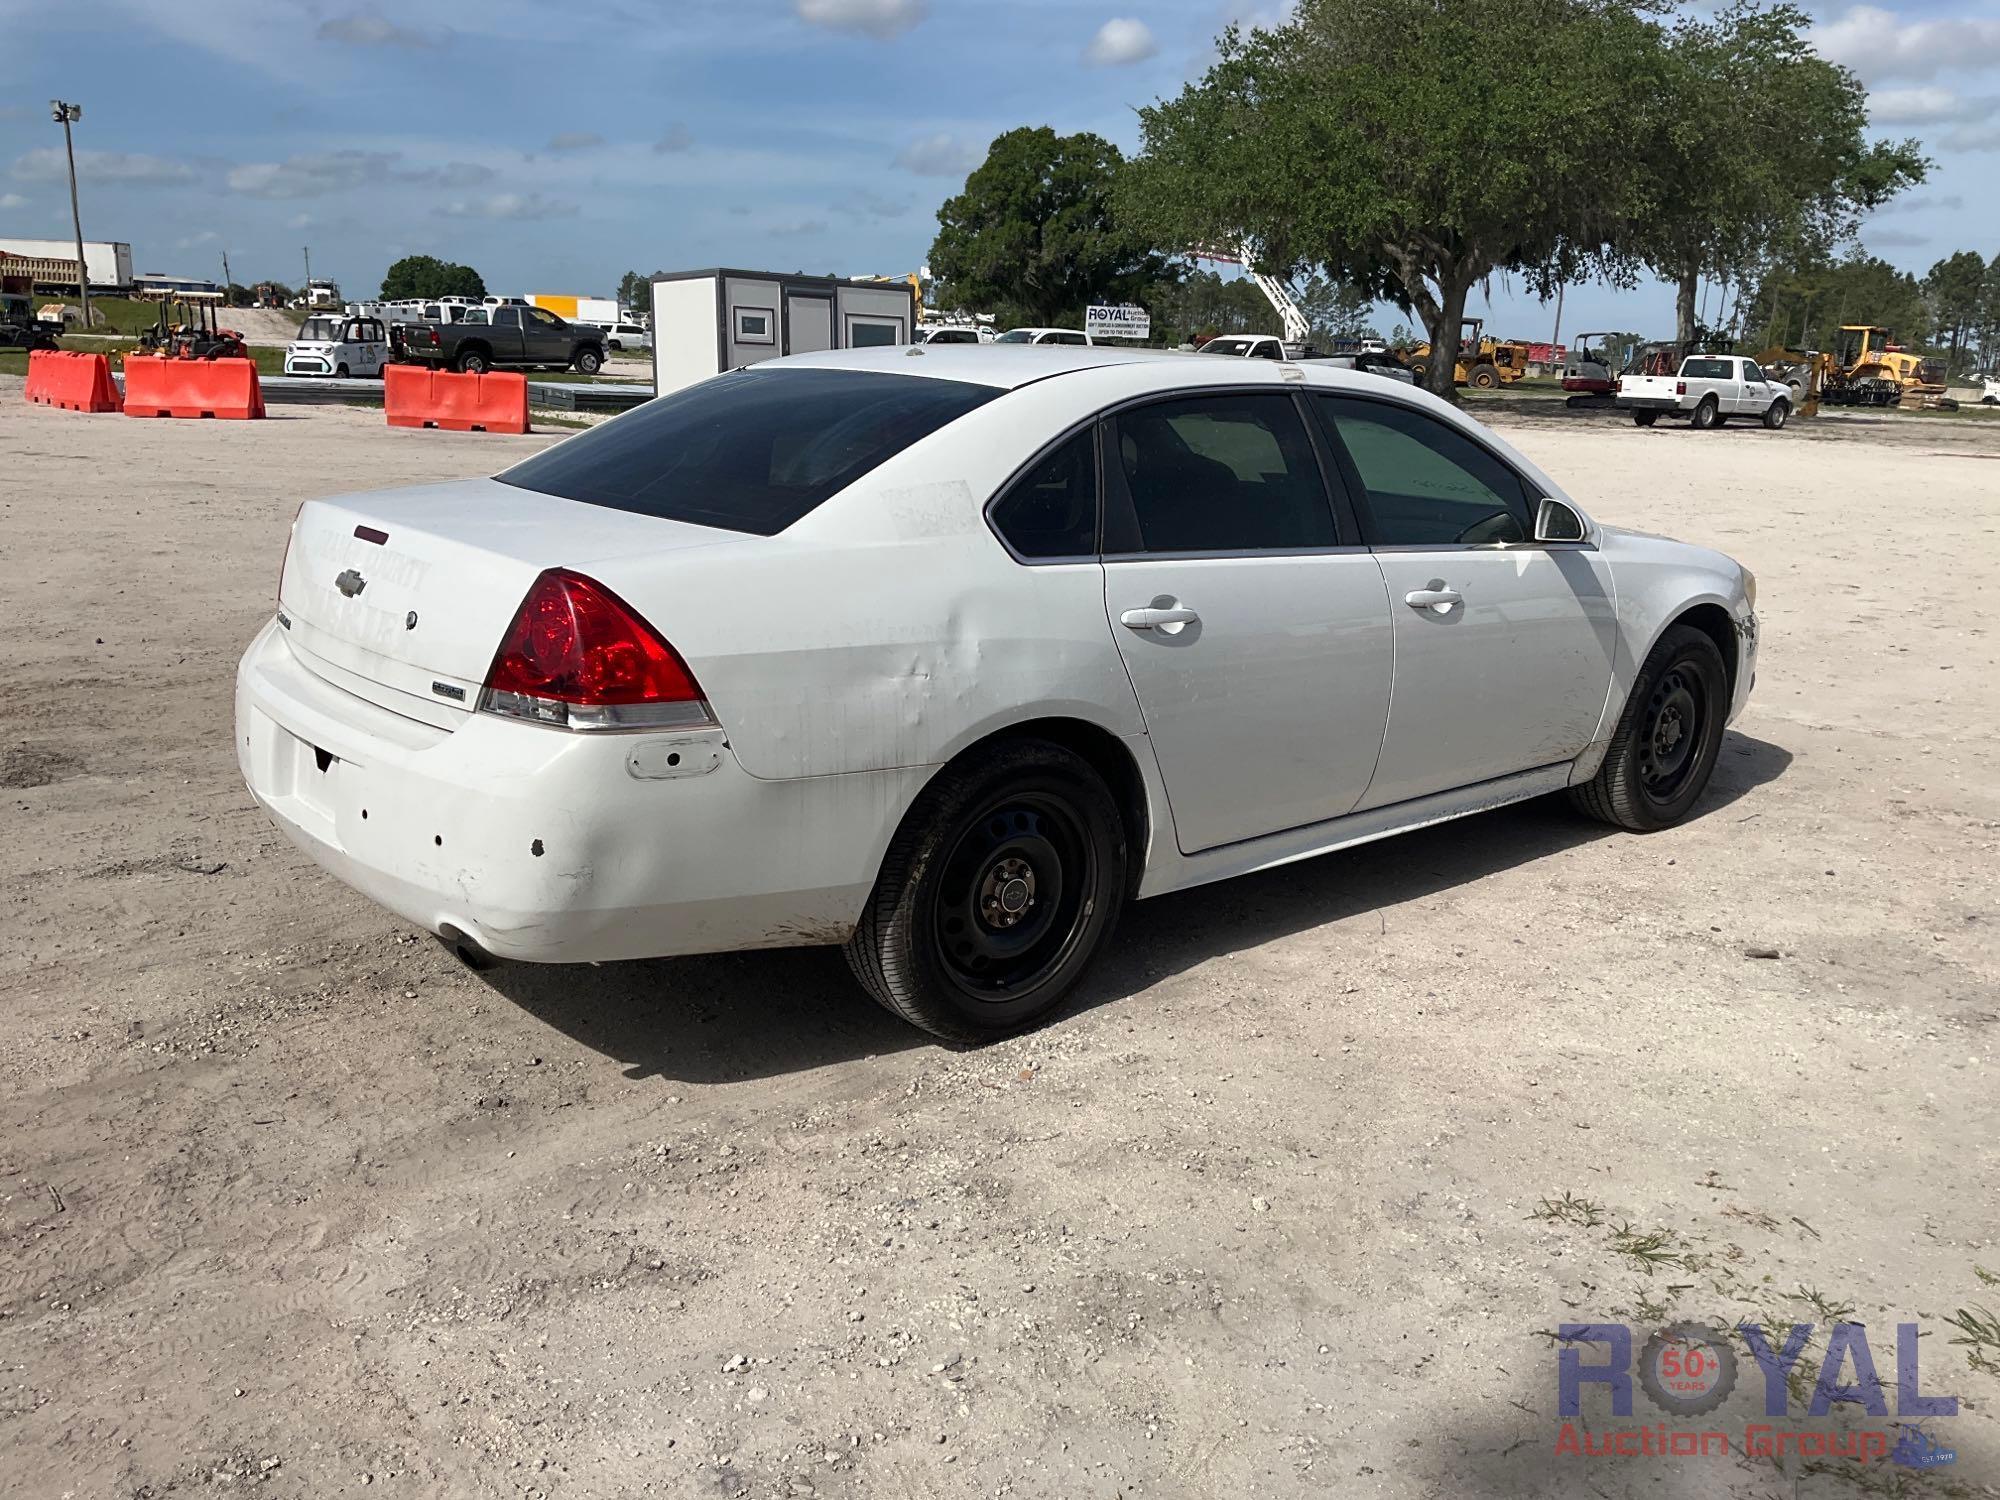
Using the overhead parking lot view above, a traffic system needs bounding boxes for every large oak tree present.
[1633,2,1927,352]
[1121,0,1659,396]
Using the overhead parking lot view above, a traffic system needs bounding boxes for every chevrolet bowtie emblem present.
[335,569,366,598]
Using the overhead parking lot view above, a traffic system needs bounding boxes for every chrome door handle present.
[1119,605,1199,631]
[1404,586,1463,614]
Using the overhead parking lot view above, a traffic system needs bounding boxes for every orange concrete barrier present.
[122,355,266,419]
[384,363,530,434]
[23,349,123,412]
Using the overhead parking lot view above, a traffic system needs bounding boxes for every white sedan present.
[237,347,1757,1041]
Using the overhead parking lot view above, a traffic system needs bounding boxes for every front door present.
[1309,393,1617,809]
[787,295,832,354]
[1101,391,1394,853]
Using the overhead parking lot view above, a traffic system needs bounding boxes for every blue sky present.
[3,0,1995,339]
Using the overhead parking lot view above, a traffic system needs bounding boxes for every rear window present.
[1682,357,1733,380]
[496,368,1001,535]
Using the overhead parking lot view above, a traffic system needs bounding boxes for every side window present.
[1109,394,1337,555]
[1313,395,1530,546]
[1743,361,1765,383]
[526,307,560,328]
[989,429,1098,559]
[495,308,520,329]
[1252,340,1281,360]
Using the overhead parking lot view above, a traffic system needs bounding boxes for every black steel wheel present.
[1570,624,1730,832]
[845,740,1126,1042]
[1636,662,1708,805]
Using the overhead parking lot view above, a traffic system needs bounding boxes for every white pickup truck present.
[1616,353,1792,431]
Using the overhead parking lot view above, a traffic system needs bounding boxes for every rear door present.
[491,306,528,362]
[1310,392,1616,809]
[1100,390,1394,853]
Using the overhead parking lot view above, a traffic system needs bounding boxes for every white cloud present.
[1942,120,2000,153]
[287,212,316,230]
[229,150,398,199]
[316,11,446,47]
[1813,5,2000,83]
[174,230,219,250]
[795,0,927,41]
[836,190,911,220]
[1865,226,1930,248]
[1867,85,1965,124]
[0,192,24,209]
[436,192,576,221]
[1084,17,1158,66]
[1876,193,1964,214]
[11,148,193,186]
[768,218,829,236]
[893,132,983,176]
[547,132,603,152]
[655,124,695,154]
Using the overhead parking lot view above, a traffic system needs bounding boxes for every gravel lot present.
[3,380,1996,1499]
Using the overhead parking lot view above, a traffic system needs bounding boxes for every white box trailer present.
[527,293,618,327]
[0,237,133,291]
[650,269,918,395]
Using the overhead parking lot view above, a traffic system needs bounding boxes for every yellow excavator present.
[1407,317,1530,389]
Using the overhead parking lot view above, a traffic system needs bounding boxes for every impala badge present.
[335,569,366,598]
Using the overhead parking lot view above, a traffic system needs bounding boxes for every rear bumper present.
[234,620,923,962]
[1615,395,1685,413]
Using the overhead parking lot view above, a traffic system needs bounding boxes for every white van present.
[284,313,391,378]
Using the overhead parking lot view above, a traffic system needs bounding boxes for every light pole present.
[49,99,91,332]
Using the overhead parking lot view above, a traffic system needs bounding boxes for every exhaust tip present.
[436,925,497,972]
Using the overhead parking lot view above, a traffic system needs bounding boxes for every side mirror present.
[1534,496,1591,543]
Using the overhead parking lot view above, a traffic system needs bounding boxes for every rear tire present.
[1762,399,1789,430]
[1691,396,1720,430]
[456,348,490,375]
[1569,624,1729,832]
[844,741,1126,1043]
[1632,410,1658,427]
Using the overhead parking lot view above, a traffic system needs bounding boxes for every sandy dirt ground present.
[2,382,1997,1500]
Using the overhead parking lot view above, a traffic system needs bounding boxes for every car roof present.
[771,342,1419,397]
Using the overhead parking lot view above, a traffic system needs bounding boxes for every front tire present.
[844,741,1126,1043]
[1468,363,1500,390]
[1569,624,1729,832]
[1762,399,1789,430]
[1691,396,1720,430]
[574,347,603,375]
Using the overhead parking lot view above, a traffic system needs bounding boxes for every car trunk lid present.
[277,477,743,729]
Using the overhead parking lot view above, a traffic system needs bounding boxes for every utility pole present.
[49,100,90,332]
[303,246,312,302]
[1549,283,1565,356]
[220,248,232,304]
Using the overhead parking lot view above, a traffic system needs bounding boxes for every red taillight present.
[480,569,712,731]
[1676,380,1687,395]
